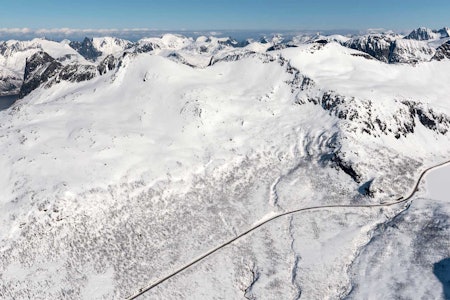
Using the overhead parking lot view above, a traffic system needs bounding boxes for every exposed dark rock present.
[321,152,360,183]
[167,52,196,68]
[57,54,79,63]
[56,64,97,83]
[437,27,450,38]
[135,42,160,53]
[209,51,260,65]
[314,39,328,45]
[358,179,374,197]
[69,37,102,61]
[19,51,62,98]
[290,70,450,138]
[402,100,450,134]
[259,37,269,44]
[266,44,298,52]
[344,34,434,64]
[19,51,101,98]
[350,53,375,60]
[432,41,450,61]
[405,27,438,41]
[216,37,244,48]
[0,73,22,96]
[97,55,117,75]
[388,40,434,64]
[344,35,395,63]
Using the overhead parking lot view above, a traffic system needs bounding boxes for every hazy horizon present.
[1,0,449,41]
[0,27,433,42]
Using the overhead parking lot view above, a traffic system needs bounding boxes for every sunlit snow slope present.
[1,33,450,299]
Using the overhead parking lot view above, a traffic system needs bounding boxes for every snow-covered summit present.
[1,30,450,299]
[92,37,133,57]
[0,38,87,95]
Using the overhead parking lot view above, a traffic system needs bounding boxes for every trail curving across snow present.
[126,159,450,300]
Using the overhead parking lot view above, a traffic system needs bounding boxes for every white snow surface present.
[0,35,450,299]
[92,37,133,58]
[424,163,450,202]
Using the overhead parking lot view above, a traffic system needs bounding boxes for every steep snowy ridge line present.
[126,159,450,300]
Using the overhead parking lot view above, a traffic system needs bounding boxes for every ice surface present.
[424,163,450,202]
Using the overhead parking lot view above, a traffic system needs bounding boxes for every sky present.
[0,0,449,39]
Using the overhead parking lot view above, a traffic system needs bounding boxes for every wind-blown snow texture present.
[1,27,450,299]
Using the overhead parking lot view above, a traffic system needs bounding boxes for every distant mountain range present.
[1,27,449,97]
[1,26,450,300]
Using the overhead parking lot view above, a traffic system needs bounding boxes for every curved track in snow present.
[126,159,450,300]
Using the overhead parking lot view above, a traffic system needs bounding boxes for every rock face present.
[432,41,450,61]
[69,37,102,61]
[344,33,436,64]
[344,35,396,63]
[437,27,450,38]
[19,51,62,98]
[134,42,159,53]
[56,64,97,83]
[294,75,450,138]
[0,70,22,96]
[19,51,99,98]
[0,39,88,96]
[389,39,435,64]
[97,54,117,75]
[405,27,439,40]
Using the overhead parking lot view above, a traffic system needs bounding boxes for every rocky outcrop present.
[19,51,62,98]
[209,51,258,65]
[292,73,450,138]
[437,27,450,38]
[167,52,196,68]
[56,64,97,83]
[432,41,450,61]
[0,70,22,96]
[402,100,450,134]
[69,37,102,61]
[135,43,158,53]
[19,51,100,98]
[344,35,396,63]
[311,91,450,137]
[389,39,434,64]
[344,34,436,64]
[97,54,117,75]
[405,27,439,41]
[266,44,298,52]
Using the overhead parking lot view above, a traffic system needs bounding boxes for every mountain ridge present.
[1,26,450,300]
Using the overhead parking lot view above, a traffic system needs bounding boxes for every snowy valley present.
[0,27,449,299]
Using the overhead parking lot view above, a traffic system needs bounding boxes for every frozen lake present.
[0,95,18,110]
[424,162,450,202]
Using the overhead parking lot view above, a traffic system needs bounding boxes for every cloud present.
[0,28,170,41]
[0,27,365,42]
[0,28,33,34]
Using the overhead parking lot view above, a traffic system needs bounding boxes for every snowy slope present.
[0,38,88,95]
[0,33,450,300]
[347,164,450,299]
[92,37,133,57]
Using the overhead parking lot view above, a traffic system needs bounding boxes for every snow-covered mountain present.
[433,40,450,61]
[0,39,88,95]
[405,27,440,40]
[1,26,450,96]
[1,29,450,299]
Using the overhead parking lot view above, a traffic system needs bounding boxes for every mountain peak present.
[405,27,439,40]
[69,37,102,61]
